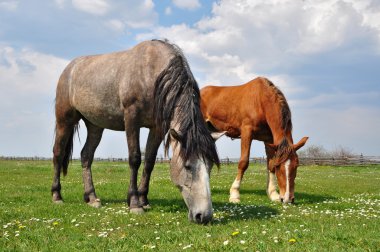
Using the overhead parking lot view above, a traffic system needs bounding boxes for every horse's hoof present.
[130,207,145,214]
[53,200,64,204]
[88,199,102,208]
[142,204,151,210]
[229,198,241,203]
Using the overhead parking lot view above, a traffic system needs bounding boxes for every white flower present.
[240,240,246,244]
[182,244,193,249]
[223,240,229,246]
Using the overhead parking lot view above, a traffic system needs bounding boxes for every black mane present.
[153,40,220,166]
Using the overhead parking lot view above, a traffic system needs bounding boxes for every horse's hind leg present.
[51,113,80,203]
[138,129,162,208]
[229,129,253,203]
[81,120,104,208]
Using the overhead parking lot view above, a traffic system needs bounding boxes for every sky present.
[0,0,379,159]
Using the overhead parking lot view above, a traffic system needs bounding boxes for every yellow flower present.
[288,238,296,244]
[232,231,240,236]
[52,221,59,226]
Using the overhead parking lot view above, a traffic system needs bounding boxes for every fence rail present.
[1,155,380,166]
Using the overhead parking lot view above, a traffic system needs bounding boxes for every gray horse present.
[51,40,220,224]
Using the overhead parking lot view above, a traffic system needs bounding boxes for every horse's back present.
[55,40,175,130]
[201,78,265,111]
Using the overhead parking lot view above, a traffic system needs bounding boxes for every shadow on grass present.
[294,192,337,205]
[99,189,336,225]
[101,195,280,224]
[212,188,337,204]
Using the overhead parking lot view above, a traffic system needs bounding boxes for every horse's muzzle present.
[189,210,213,224]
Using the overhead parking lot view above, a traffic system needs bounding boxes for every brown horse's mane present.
[262,78,292,132]
[262,78,294,164]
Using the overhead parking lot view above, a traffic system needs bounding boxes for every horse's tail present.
[61,123,79,176]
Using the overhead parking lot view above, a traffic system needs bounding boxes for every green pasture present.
[0,160,379,251]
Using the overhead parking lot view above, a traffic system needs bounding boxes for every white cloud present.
[122,0,157,29]
[165,6,172,15]
[0,0,18,11]
[72,0,109,16]
[0,46,68,96]
[0,46,69,156]
[54,0,65,9]
[137,0,380,89]
[172,0,200,10]
[105,19,125,32]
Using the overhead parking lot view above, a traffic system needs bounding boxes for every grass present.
[0,160,379,251]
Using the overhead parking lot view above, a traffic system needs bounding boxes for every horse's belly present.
[83,112,125,131]
[78,106,125,130]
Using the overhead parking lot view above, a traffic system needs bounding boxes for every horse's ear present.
[169,129,182,142]
[268,159,276,172]
[266,143,278,152]
[211,131,227,141]
[293,137,309,151]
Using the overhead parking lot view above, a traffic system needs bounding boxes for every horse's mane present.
[262,78,294,164]
[262,78,292,132]
[153,40,220,166]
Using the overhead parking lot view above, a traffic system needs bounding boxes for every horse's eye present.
[184,165,192,170]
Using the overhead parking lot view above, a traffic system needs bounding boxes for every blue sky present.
[0,0,379,159]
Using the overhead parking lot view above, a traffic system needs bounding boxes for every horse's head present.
[267,137,308,204]
[167,129,215,224]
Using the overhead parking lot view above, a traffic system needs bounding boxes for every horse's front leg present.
[266,170,280,202]
[138,129,161,209]
[229,129,253,203]
[125,120,144,214]
[265,143,280,202]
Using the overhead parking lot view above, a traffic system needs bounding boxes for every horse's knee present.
[129,152,141,168]
[238,157,249,171]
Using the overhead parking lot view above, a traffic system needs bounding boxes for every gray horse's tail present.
[61,124,79,176]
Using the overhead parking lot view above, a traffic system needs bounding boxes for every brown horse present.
[52,40,220,224]
[200,77,308,204]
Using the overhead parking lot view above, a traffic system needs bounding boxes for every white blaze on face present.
[284,159,291,202]
[196,159,211,201]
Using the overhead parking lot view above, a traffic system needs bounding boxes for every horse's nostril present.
[280,198,284,203]
[195,213,203,223]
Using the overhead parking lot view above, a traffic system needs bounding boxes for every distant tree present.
[298,144,328,159]
[331,145,355,158]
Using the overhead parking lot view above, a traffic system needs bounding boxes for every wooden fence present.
[1,155,380,166]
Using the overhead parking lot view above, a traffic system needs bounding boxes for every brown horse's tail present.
[61,124,79,176]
